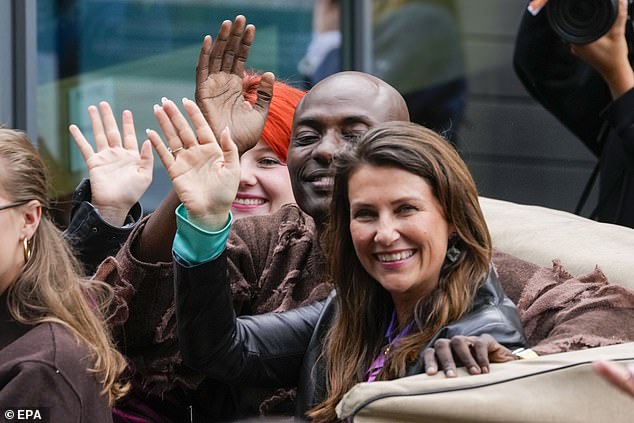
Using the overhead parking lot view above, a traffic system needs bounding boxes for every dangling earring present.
[23,237,32,263]
[445,233,461,263]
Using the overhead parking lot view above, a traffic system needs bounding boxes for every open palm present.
[70,102,153,226]
[148,98,240,231]
[83,144,153,208]
[195,16,274,154]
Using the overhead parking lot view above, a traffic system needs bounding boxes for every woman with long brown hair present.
[309,121,510,420]
[0,128,128,421]
[146,102,525,421]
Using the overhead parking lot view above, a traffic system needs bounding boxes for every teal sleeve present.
[172,204,233,266]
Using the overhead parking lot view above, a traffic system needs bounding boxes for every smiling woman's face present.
[348,164,453,308]
[231,139,296,219]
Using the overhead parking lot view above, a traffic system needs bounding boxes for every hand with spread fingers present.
[423,334,518,377]
[69,101,154,227]
[195,15,275,155]
[147,97,240,231]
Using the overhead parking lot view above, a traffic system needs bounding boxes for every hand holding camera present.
[570,0,634,98]
[530,0,633,44]
[530,0,634,99]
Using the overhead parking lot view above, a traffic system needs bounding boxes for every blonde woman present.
[0,128,128,422]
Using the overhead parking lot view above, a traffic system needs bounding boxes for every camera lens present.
[569,2,597,22]
[546,0,618,44]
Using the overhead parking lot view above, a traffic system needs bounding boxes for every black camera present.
[547,0,633,44]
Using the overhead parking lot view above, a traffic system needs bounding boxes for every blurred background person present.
[298,0,466,141]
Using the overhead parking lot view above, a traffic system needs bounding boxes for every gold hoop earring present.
[23,238,32,263]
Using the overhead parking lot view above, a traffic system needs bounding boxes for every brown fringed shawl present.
[493,250,634,355]
[95,204,331,415]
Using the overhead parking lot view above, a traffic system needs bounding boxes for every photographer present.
[514,0,634,228]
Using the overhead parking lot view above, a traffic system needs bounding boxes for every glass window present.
[35,0,601,223]
[36,0,313,220]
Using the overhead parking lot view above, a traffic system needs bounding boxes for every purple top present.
[366,311,414,382]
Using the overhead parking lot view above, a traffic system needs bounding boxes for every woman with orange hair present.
[232,73,303,219]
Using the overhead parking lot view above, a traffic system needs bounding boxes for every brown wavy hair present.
[0,128,129,404]
[309,122,491,422]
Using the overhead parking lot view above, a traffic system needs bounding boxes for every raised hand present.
[195,15,275,154]
[69,101,154,227]
[147,98,240,231]
[423,334,518,377]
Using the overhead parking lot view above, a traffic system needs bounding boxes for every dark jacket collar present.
[0,291,32,350]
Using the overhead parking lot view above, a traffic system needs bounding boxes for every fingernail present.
[153,104,160,112]
[145,128,152,135]
[469,366,481,375]
[482,366,489,374]
[446,369,456,378]
[528,5,543,16]
[182,97,189,104]
[426,366,437,375]
[161,97,168,104]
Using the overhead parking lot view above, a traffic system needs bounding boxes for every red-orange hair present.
[242,73,305,162]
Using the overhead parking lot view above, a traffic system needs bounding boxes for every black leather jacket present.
[64,179,141,275]
[176,252,527,418]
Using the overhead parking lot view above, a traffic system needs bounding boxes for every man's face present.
[287,73,408,223]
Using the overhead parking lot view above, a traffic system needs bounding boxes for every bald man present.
[288,71,409,224]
